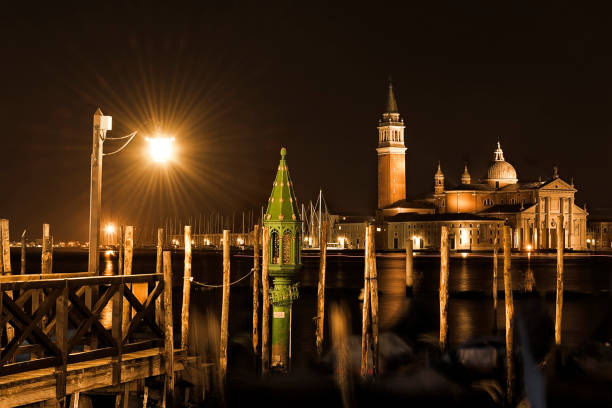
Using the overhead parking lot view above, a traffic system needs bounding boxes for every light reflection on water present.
[100,252,148,330]
[49,250,612,350]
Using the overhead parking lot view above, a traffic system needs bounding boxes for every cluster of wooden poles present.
[0,215,568,405]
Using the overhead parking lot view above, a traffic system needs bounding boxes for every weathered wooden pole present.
[41,223,51,274]
[162,251,175,407]
[503,225,514,405]
[261,227,271,373]
[122,226,134,336]
[368,224,379,376]
[316,220,328,356]
[360,223,371,377]
[439,226,450,352]
[156,228,163,326]
[330,303,352,408]
[181,225,192,349]
[219,230,230,383]
[252,224,260,357]
[555,216,564,345]
[493,238,498,323]
[1,219,11,274]
[20,229,26,275]
[405,238,414,290]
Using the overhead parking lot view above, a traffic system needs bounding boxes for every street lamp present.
[88,109,175,276]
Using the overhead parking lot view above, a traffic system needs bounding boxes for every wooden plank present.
[0,288,61,365]
[219,230,230,383]
[0,272,94,283]
[112,282,123,385]
[121,283,164,341]
[181,226,192,349]
[2,292,62,358]
[0,349,186,407]
[162,251,175,405]
[55,282,68,405]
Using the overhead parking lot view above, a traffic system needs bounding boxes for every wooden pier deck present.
[0,268,187,407]
[0,348,186,407]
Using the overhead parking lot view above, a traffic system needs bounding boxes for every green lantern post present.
[264,147,302,372]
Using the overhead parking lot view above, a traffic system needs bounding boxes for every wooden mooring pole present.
[1,219,11,274]
[252,224,260,358]
[555,216,564,346]
[360,224,371,377]
[316,220,328,356]
[156,228,163,326]
[181,225,192,349]
[439,226,449,352]
[122,226,134,336]
[503,225,514,405]
[163,251,175,407]
[368,225,379,376]
[41,223,51,274]
[20,229,26,275]
[405,238,413,290]
[261,227,271,374]
[219,230,230,383]
[493,238,498,327]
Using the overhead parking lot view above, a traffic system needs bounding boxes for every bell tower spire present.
[377,77,407,209]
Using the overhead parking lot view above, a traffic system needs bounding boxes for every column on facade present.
[535,197,540,250]
[544,197,550,249]
[559,197,565,249]
[568,197,574,249]
[518,218,523,250]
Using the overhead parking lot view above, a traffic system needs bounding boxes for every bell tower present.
[377,79,406,209]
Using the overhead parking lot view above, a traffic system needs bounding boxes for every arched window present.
[271,230,280,264]
[282,230,292,264]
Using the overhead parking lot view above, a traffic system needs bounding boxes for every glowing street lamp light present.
[146,135,175,163]
[105,223,116,235]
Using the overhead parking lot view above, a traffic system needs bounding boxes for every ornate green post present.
[264,147,302,372]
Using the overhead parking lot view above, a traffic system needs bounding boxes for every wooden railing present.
[0,273,167,399]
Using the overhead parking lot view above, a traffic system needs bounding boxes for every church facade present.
[332,81,589,251]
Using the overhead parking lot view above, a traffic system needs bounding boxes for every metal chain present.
[191,268,254,289]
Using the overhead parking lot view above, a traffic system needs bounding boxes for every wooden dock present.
[0,271,187,407]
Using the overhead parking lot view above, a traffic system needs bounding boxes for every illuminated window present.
[271,231,280,264]
[282,230,292,264]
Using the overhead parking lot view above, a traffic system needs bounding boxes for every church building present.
[333,80,589,251]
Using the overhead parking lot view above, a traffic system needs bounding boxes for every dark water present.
[10,248,612,405]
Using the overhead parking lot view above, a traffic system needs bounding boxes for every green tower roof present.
[386,78,399,113]
[265,147,300,222]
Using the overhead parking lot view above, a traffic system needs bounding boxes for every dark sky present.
[2,2,612,241]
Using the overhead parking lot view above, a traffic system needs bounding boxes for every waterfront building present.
[586,218,612,249]
[332,80,589,251]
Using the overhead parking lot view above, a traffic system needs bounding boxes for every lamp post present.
[88,109,174,275]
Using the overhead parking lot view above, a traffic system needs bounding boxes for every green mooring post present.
[264,147,302,372]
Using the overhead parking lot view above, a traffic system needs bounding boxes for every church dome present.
[485,142,518,187]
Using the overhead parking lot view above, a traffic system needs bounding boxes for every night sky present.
[2,2,612,241]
